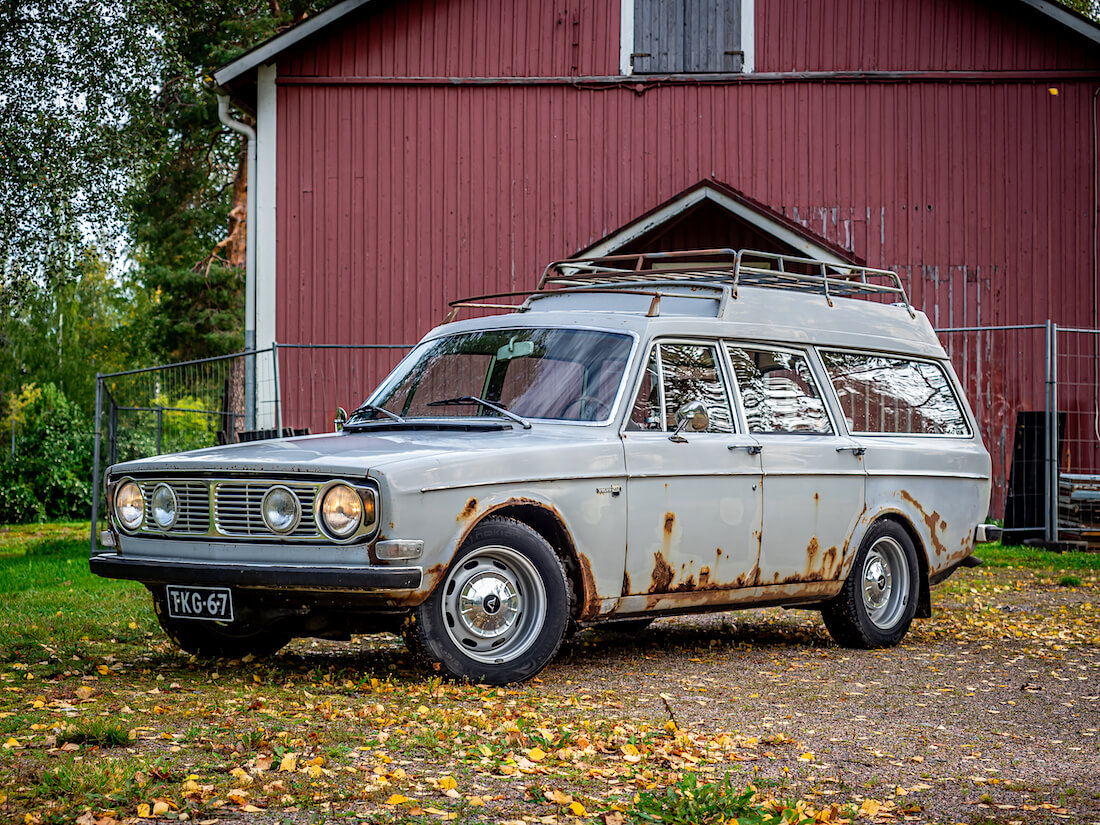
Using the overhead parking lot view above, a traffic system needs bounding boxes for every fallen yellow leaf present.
[278,753,297,772]
[151,801,170,816]
[136,804,151,819]
[547,789,573,805]
[798,751,814,762]
[438,775,457,790]
[527,747,547,762]
[858,799,882,818]
[386,794,410,806]
[569,801,587,816]
[97,665,110,676]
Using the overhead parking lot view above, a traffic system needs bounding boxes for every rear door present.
[726,344,866,586]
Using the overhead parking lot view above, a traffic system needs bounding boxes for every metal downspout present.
[217,94,258,431]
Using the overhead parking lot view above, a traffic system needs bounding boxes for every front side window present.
[728,346,832,434]
[628,342,733,433]
[820,351,970,436]
[354,328,632,423]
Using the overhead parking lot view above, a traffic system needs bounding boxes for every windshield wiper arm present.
[426,396,532,429]
[348,403,405,424]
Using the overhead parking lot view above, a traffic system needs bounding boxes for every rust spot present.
[899,490,947,556]
[458,497,478,521]
[699,566,711,587]
[824,546,838,577]
[671,575,697,593]
[621,571,631,596]
[649,551,674,593]
[814,492,819,503]
[576,552,601,620]
[807,536,819,562]
[663,512,675,535]
[782,571,824,583]
[716,547,722,558]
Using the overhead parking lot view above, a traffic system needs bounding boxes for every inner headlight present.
[320,483,363,538]
[114,480,144,531]
[150,483,177,530]
[262,486,301,534]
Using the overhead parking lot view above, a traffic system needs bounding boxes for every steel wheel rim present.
[861,536,909,629]
[441,545,546,664]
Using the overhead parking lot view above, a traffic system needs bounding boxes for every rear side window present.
[819,351,970,436]
[727,346,831,434]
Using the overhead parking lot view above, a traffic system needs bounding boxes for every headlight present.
[320,483,364,538]
[262,486,301,534]
[150,483,177,530]
[114,480,144,531]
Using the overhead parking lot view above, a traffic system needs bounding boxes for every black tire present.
[153,596,290,660]
[404,517,570,684]
[822,520,920,648]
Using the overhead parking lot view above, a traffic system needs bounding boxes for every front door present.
[726,344,866,586]
[622,342,763,597]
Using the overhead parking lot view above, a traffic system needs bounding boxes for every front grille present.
[123,476,374,543]
[213,481,319,538]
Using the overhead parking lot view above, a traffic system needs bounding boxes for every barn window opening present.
[629,0,749,74]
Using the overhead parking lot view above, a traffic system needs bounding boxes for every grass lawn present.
[0,523,1096,824]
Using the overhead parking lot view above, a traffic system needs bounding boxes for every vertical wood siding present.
[272,0,1100,493]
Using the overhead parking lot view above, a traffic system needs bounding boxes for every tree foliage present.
[130,0,331,363]
[0,1,166,310]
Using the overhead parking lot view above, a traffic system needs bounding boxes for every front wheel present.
[822,520,920,648]
[404,517,570,684]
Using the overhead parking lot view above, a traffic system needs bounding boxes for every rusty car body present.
[92,249,993,683]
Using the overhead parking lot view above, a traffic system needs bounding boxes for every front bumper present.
[90,553,423,591]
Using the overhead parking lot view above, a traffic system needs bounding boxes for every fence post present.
[156,406,163,455]
[90,375,103,556]
[272,343,282,436]
[1045,321,1059,543]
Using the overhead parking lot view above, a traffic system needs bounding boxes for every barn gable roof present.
[214,0,1100,91]
[575,179,862,266]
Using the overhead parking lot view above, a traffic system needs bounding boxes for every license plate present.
[165,586,234,622]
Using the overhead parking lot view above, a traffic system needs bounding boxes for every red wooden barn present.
[214,0,1100,517]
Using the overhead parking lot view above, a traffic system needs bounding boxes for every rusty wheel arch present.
[876,513,932,619]
[464,502,591,623]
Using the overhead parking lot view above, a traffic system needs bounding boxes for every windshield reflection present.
[347,328,633,425]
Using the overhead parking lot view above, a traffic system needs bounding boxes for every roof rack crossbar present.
[443,248,915,323]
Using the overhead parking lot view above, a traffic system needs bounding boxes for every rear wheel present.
[822,520,919,648]
[153,596,290,659]
[404,517,570,684]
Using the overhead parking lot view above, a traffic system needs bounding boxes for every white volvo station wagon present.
[93,250,994,684]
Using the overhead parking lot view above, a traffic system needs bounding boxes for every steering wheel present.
[562,395,612,420]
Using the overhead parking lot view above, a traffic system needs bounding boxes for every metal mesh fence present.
[275,344,411,437]
[93,326,1100,548]
[936,325,1048,526]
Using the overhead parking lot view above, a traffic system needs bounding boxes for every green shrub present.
[0,383,93,524]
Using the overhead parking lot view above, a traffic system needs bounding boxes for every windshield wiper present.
[426,396,532,429]
[347,403,405,424]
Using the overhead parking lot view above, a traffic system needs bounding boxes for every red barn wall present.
[271,0,1100,503]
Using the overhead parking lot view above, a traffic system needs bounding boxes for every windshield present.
[349,328,633,424]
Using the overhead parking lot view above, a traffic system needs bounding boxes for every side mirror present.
[334,406,348,432]
[669,401,709,443]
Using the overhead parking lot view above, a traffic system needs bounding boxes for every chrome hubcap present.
[860,537,909,630]
[442,545,546,664]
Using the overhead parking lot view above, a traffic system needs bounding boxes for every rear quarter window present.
[819,351,970,436]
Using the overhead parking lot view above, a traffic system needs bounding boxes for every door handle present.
[836,446,866,456]
[729,444,762,455]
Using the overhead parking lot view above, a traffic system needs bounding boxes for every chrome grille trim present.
[127,477,376,543]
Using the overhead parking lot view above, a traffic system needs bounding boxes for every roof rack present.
[444,248,914,321]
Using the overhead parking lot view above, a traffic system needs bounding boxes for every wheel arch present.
[872,512,932,619]
[484,502,593,622]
